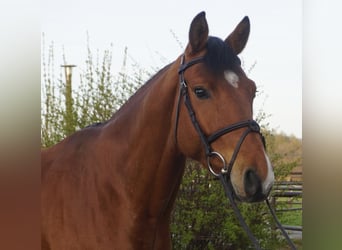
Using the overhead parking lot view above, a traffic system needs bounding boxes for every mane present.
[203,36,241,73]
[85,122,103,128]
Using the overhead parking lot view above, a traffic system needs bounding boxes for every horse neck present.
[102,59,186,217]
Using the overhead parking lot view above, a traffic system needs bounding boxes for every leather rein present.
[174,54,297,250]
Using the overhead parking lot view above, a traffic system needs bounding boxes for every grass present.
[274,196,302,249]
[278,209,302,226]
[275,197,302,226]
[279,240,302,250]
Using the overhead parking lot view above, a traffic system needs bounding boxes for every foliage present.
[41,37,65,146]
[41,38,149,147]
[41,37,301,249]
[264,130,301,181]
[171,161,282,250]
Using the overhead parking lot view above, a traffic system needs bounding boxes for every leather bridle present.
[174,54,297,250]
[175,54,265,176]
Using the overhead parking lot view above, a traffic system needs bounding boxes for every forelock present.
[203,36,241,73]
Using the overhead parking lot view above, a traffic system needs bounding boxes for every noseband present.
[174,54,297,250]
[175,54,265,177]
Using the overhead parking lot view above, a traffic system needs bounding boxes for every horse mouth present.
[234,191,268,203]
[231,181,269,203]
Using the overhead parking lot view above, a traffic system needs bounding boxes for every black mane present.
[203,36,241,73]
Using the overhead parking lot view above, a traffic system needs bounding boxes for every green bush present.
[171,160,285,250]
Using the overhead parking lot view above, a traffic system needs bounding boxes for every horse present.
[41,11,274,250]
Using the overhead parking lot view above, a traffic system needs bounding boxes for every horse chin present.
[236,193,268,203]
[231,184,266,203]
[232,192,243,202]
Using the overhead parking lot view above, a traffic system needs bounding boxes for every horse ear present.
[225,16,250,55]
[187,11,209,54]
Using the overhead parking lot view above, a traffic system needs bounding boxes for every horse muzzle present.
[243,169,270,202]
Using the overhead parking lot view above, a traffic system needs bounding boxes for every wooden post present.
[61,64,76,136]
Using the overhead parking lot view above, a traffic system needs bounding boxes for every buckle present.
[249,121,260,132]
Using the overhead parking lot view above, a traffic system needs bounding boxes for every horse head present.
[176,12,274,202]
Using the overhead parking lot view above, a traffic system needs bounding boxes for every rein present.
[175,54,297,250]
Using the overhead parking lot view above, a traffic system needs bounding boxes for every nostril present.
[244,169,262,197]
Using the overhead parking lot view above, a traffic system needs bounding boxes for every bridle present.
[175,54,265,177]
[175,54,297,250]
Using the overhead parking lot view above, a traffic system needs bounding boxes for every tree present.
[41,38,147,147]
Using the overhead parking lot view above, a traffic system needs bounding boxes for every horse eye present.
[194,87,210,99]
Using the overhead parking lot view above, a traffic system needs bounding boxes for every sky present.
[42,0,302,138]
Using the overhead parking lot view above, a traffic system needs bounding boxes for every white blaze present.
[262,152,274,194]
[224,70,239,88]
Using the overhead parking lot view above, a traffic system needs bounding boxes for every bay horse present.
[41,12,274,249]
